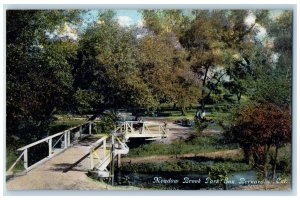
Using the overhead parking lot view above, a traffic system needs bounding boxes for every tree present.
[180,10,270,111]
[140,10,200,115]
[225,103,291,184]
[74,11,155,114]
[253,11,292,108]
[6,10,82,144]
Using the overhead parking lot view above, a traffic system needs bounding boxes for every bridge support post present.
[64,132,68,149]
[23,149,28,170]
[67,131,70,146]
[111,135,115,186]
[48,138,52,156]
[142,123,145,134]
[117,154,121,168]
[90,151,93,170]
[89,122,92,135]
[79,126,82,138]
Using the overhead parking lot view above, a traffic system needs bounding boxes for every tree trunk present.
[237,93,242,104]
[262,144,270,190]
[242,144,252,164]
[173,103,177,110]
[271,145,279,183]
[181,106,187,116]
[200,65,210,113]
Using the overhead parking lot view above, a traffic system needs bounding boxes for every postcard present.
[5,6,293,192]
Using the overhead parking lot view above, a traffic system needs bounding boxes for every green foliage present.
[6,149,24,172]
[74,15,155,110]
[48,118,86,134]
[128,135,238,157]
[120,159,251,173]
[74,89,104,114]
[194,119,209,133]
[6,10,83,144]
[94,113,117,134]
[276,144,292,175]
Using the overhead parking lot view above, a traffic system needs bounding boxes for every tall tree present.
[253,10,292,108]
[140,10,200,114]
[74,11,154,114]
[225,103,291,184]
[180,10,269,112]
[6,10,82,144]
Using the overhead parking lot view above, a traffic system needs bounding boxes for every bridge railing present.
[121,121,169,136]
[7,121,93,174]
[89,135,109,170]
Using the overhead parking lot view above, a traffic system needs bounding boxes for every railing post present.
[24,149,28,170]
[64,132,68,149]
[67,131,71,146]
[90,150,94,170]
[111,134,115,186]
[103,139,106,157]
[117,154,121,168]
[80,126,82,138]
[89,122,92,135]
[48,138,52,156]
[130,122,134,132]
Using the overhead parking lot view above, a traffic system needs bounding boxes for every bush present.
[94,113,117,134]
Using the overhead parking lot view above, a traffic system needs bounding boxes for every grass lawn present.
[48,118,87,134]
[120,157,251,173]
[157,109,196,121]
[128,135,239,158]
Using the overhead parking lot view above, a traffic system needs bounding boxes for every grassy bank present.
[127,135,239,157]
[48,118,87,134]
[120,158,252,174]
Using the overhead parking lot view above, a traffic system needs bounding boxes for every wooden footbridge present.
[6,119,169,189]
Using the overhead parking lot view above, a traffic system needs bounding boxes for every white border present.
[1,0,299,199]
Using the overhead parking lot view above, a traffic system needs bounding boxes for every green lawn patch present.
[120,159,252,173]
[128,135,239,157]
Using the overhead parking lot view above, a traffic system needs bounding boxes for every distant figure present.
[195,110,206,121]
[200,111,206,119]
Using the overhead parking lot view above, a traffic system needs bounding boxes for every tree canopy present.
[6,9,293,152]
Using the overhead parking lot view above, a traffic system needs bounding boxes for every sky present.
[83,9,143,27]
[57,9,286,41]
[115,10,143,26]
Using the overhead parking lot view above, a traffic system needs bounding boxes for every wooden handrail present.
[7,121,93,174]
[90,135,108,151]
[89,135,109,170]
[17,122,90,151]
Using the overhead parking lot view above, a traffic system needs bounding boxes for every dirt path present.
[6,136,139,191]
[122,149,242,165]
[144,120,196,144]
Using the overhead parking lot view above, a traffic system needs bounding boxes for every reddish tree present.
[228,103,291,184]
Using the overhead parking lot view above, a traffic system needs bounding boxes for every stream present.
[113,170,259,190]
